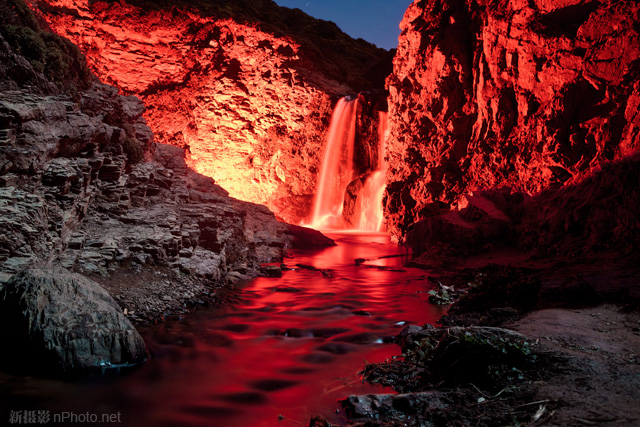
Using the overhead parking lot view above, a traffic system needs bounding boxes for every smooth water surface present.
[1,233,445,426]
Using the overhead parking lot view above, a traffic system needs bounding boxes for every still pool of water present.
[1,232,446,426]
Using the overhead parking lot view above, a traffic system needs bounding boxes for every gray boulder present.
[0,267,148,373]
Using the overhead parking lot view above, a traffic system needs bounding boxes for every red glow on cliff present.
[37,0,347,223]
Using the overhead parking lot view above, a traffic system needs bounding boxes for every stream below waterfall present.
[1,233,446,426]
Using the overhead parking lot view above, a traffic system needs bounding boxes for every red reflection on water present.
[0,233,445,427]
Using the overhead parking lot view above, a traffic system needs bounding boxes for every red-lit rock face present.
[385,0,640,238]
[37,0,354,223]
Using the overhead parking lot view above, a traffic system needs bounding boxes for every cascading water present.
[310,97,358,229]
[310,97,389,232]
[354,111,388,231]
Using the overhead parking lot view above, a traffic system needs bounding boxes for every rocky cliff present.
[0,0,332,328]
[385,0,640,239]
[35,0,390,223]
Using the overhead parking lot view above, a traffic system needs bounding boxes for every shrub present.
[0,0,93,95]
[1,25,46,72]
[123,138,144,164]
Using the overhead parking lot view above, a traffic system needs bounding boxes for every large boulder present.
[0,267,148,374]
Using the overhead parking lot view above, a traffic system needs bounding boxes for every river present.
[1,232,445,426]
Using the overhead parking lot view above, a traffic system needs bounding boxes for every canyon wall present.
[385,0,640,238]
[0,0,332,328]
[35,0,389,223]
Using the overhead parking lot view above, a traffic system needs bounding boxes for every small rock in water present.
[353,310,372,316]
[262,265,283,278]
[316,342,354,355]
[218,391,267,405]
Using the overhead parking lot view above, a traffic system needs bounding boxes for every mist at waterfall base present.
[0,234,445,427]
[309,97,388,232]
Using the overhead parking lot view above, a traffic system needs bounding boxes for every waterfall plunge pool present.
[0,232,446,426]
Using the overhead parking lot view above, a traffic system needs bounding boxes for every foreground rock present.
[335,325,539,426]
[0,268,148,374]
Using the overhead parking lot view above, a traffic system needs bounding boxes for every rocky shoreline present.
[308,255,640,427]
[0,4,333,373]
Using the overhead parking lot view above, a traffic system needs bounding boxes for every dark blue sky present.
[272,0,412,50]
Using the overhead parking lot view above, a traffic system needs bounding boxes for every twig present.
[515,399,552,408]
[493,386,508,398]
[406,360,430,369]
[571,416,622,425]
[470,383,490,398]
[572,417,598,425]
[531,405,547,423]
[475,397,507,406]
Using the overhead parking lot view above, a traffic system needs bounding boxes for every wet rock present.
[283,224,336,249]
[275,286,302,294]
[262,265,283,278]
[0,267,148,373]
[343,392,449,419]
[296,264,320,271]
[352,310,372,316]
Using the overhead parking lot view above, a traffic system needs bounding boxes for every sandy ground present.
[507,305,640,426]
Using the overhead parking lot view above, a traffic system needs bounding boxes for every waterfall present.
[310,97,358,229]
[355,111,388,231]
[310,98,388,232]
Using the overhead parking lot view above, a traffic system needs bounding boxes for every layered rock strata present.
[0,83,330,321]
[0,5,333,328]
